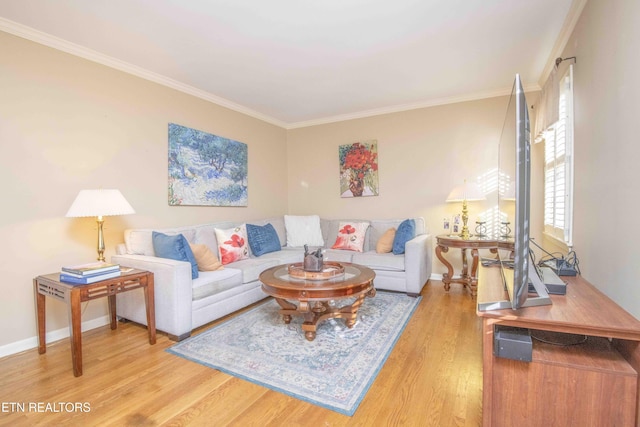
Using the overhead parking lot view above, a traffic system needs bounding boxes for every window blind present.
[543,64,574,245]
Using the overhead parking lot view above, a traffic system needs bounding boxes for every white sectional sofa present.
[112,216,432,340]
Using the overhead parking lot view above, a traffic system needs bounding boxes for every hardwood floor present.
[0,281,482,426]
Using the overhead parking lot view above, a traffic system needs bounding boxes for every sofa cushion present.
[352,251,405,272]
[376,228,396,253]
[268,217,287,247]
[192,268,243,300]
[369,218,425,246]
[126,227,196,256]
[331,222,369,252]
[254,249,303,265]
[246,223,281,256]
[194,224,226,256]
[393,219,416,255]
[152,232,199,279]
[324,249,354,263]
[284,215,324,247]
[215,225,249,265]
[228,258,280,284]
[189,243,223,271]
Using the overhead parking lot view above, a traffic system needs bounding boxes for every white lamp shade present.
[446,182,485,202]
[66,189,135,217]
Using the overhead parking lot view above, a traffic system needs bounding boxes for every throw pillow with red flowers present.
[331,222,370,252]
[215,225,249,265]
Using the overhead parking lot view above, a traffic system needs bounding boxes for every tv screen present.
[511,73,531,309]
[478,74,551,311]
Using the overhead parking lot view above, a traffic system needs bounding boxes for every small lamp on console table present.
[66,189,135,261]
[446,180,485,240]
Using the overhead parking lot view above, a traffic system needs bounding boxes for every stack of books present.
[60,262,121,284]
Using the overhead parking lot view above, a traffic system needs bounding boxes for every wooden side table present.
[435,234,513,296]
[34,269,155,376]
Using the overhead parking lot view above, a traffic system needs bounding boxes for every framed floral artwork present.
[168,123,248,206]
[339,140,379,197]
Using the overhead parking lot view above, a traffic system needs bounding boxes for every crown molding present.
[285,83,541,129]
[0,17,288,129]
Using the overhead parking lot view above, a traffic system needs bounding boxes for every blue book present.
[59,270,121,284]
[61,262,120,276]
[60,268,121,279]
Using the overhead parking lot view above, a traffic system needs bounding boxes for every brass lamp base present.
[97,216,105,262]
[459,199,471,240]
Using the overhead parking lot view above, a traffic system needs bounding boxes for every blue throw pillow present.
[392,219,416,255]
[152,231,199,279]
[246,223,281,257]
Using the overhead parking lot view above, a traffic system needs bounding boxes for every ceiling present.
[0,0,578,128]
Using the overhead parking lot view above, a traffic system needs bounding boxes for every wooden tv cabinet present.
[477,265,640,427]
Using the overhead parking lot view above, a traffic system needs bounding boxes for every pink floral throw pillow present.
[331,222,369,252]
[214,225,249,265]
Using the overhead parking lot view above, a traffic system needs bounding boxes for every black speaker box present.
[494,326,532,362]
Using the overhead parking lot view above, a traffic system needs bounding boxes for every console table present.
[34,269,156,376]
[477,265,640,426]
[435,234,513,296]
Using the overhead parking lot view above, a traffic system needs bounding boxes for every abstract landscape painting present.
[168,123,248,206]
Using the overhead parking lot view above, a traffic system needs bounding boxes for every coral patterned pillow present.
[331,222,369,252]
[214,225,249,265]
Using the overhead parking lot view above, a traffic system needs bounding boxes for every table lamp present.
[446,180,485,240]
[66,189,135,261]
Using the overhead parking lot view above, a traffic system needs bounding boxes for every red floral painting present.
[339,140,379,197]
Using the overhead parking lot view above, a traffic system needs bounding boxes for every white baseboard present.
[430,273,443,281]
[0,315,110,359]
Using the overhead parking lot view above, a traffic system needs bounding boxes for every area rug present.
[167,291,421,416]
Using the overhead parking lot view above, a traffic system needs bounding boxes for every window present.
[543,65,574,245]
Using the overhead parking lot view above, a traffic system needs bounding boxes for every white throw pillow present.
[284,215,324,247]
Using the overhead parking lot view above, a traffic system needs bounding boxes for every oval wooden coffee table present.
[259,262,376,341]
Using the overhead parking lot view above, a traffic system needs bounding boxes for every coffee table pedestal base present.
[275,288,376,341]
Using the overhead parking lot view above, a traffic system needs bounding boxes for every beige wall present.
[0,31,288,351]
[287,98,507,222]
[559,0,640,318]
[286,95,545,270]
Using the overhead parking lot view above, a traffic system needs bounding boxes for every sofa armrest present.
[403,233,433,295]
[111,254,193,339]
[115,243,127,255]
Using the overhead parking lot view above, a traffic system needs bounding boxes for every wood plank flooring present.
[0,281,482,426]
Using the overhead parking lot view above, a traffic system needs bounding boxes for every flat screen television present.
[478,74,551,311]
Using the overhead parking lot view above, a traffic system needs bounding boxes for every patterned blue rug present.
[167,291,421,416]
